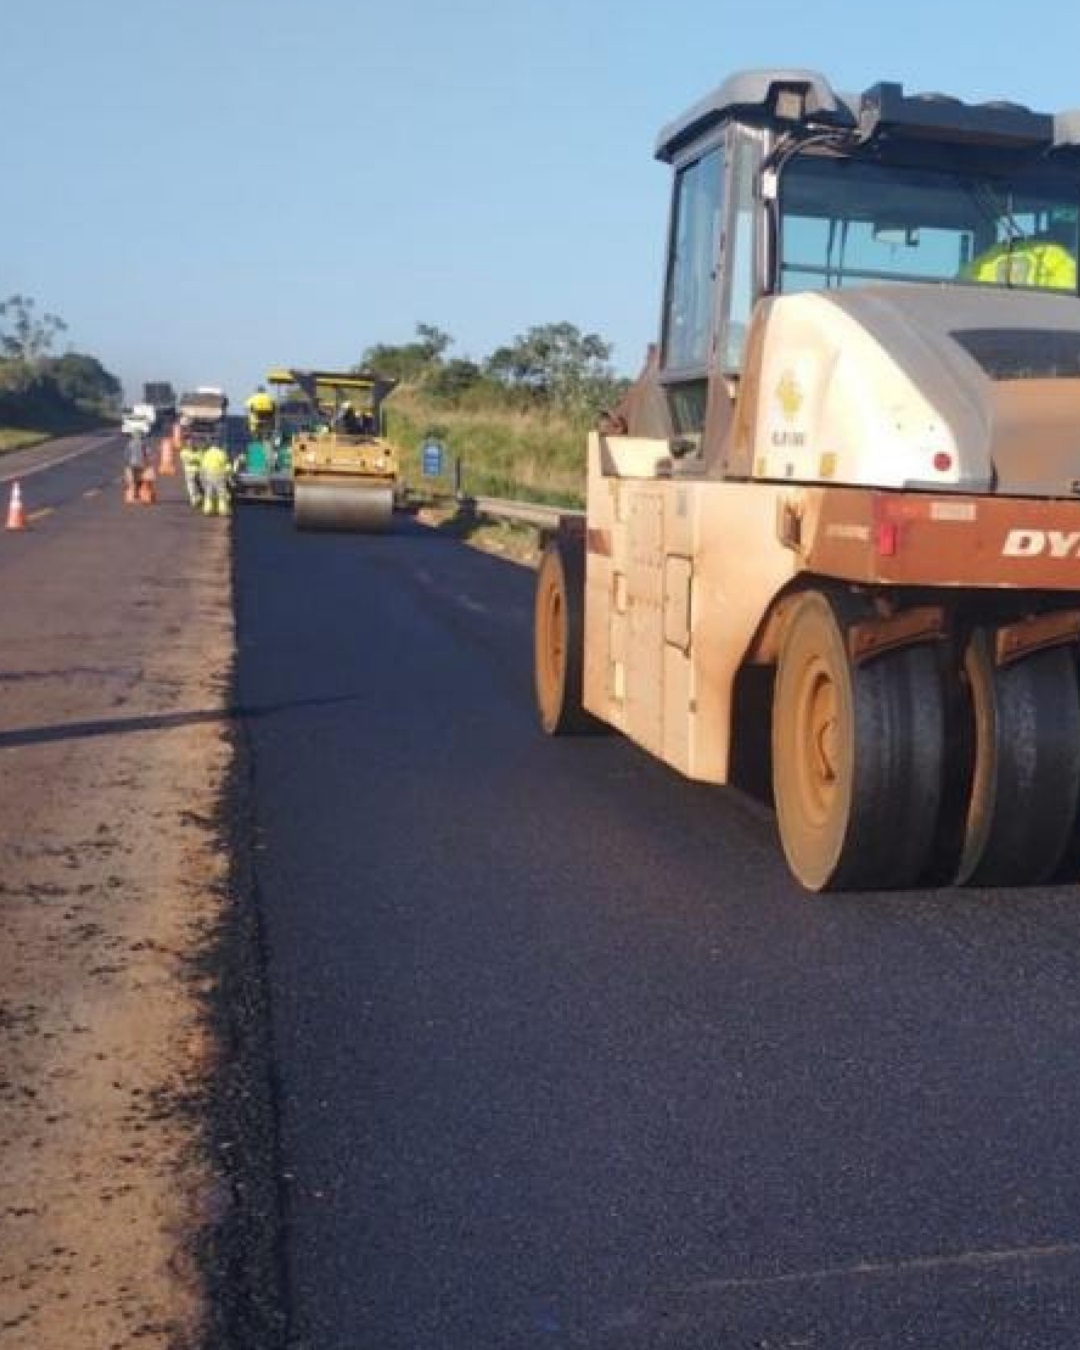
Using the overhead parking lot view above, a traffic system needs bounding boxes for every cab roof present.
[268,368,398,410]
[266,368,393,390]
[655,68,1080,164]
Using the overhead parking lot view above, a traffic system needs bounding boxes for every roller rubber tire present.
[534,534,593,736]
[772,591,944,892]
[956,634,1080,886]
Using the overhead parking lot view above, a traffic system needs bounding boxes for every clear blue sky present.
[4,0,1080,403]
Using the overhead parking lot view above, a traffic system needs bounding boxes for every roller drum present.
[293,480,393,532]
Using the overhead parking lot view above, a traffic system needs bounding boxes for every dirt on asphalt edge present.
[197,698,288,1350]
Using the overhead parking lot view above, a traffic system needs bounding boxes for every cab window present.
[661,147,723,376]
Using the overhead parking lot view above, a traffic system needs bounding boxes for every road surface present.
[234,501,1080,1350]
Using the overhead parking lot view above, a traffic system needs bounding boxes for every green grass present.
[385,390,587,507]
[416,503,544,568]
[0,428,50,454]
[0,409,117,457]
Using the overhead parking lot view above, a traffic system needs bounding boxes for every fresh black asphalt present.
[233,503,1080,1349]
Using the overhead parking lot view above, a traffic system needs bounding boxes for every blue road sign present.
[421,440,445,477]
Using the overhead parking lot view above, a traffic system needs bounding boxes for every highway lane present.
[235,503,1080,1349]
[0,431,126,543]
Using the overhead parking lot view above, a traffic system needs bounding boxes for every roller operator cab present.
[534,69,1080,892]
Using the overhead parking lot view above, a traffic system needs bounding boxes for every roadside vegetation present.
[364,322,632,507]
[0,295,634,500]
[0,294,121,452]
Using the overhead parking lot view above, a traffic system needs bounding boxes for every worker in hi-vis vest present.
[200,441,231,517]
[179,438,204,509]
[964,219,1077,291]
[245,386,276,437]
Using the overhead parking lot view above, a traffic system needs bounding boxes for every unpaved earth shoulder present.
[0,482,280,1350]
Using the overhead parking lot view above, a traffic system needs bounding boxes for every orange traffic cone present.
[158,438,177,476]
[138,467,157,505]
[5,480,27,530]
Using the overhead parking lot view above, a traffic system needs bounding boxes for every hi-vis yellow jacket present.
[964,240,1077,290]
[201,444,230,476]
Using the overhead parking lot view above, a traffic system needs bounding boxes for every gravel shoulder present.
[0,457,280,1348]
[0,464,536,1350]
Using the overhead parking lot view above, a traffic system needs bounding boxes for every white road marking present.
[0,433,119,485]
[666,1241,1080,1294]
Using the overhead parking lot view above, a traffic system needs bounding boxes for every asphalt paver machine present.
[232,369,315,504]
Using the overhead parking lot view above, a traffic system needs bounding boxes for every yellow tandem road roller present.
[288,369,400,531]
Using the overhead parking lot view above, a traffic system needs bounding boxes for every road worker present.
[964,217,1077,291]
[200,440,232,517]
[334,400,360,434]
[179,437,204,509]
[245,386,276,438]
[124,431,148,503]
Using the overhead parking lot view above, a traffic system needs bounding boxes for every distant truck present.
[121,402,157,436]
[142,381,176,422]
[177,387,229,438]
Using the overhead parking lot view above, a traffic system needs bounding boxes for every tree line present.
[359,321,630,422]
[0,299,630,434]
[0,295,121,431]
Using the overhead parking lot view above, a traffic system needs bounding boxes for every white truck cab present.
[121,403,156,436]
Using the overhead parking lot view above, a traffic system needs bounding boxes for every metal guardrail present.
[460,495,585,531]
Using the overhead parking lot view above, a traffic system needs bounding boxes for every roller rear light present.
[875,519,899,556]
